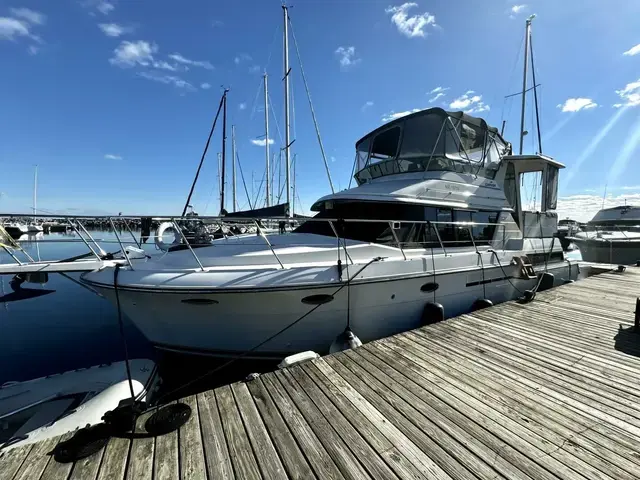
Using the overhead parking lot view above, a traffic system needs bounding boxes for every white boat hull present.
[90,260,576,358]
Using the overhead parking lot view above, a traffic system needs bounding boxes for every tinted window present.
[370,127,401,161]
[296,202,499,248]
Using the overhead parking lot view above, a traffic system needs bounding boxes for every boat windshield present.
[355,109,509,184]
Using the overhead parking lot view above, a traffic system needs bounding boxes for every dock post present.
[635,298,640,332]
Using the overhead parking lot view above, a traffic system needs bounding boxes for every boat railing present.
[579,223,640,241]
[1,214,509,271]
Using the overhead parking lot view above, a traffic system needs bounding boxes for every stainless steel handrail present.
[255,220,285,269]
[109,218,134,270]
[170,219,205,271]
[2,214,513,273]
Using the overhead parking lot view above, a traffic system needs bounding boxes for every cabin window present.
[297,202,499,248]
[545,166,559,210]
[472,211,499,243]
[520,172,543,212]
[370,127,401,162]
[396,113,444,172]
[356,138,370,170]
[504,162,518,211]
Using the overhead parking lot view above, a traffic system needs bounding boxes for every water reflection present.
[0,230,152,384]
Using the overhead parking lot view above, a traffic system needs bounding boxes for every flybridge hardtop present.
[353,107,512,185]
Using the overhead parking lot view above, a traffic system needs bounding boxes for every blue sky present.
[1,0,639,221]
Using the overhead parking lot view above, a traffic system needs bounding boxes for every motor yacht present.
[81,108,578,360]
[570,205,640,265]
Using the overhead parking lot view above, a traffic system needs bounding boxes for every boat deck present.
[2,266,640,479]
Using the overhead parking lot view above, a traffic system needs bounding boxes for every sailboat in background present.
[27,166,43,233]
[2,166,42,238]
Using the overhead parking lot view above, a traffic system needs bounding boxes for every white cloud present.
[385,3,437,38]
[557,193,640,222]
[335,46,360,68]
[201,83,211,90]
[9,8,45,25]
[137,71,195,91]
[169,53,213,70]
[104,154,122,160]
[212,20,223,28]
[0,9,44,51]
[109,40,157,67]
[556,97,598,113]
[96,1,114,15]
[251,138,275,147]
[449,92,490,114]
[98,23,132,37]
[234,53,252,65]
[361,101,374,112]
[154,60,181,71]
[429,86,448,94]
[0,17,30,39]
[511,4,527,14]
[249,64,261,74]
[613,79,640,108]
[239,102,247,110]
[622,43,640,56]
[429,92,445,103]
[382,108,421,122]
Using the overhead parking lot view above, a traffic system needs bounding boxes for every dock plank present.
[300,362,428,480]
[178,395,206,480]
[379,338,626,480]
[216,385,262,480]
[96,436,130,480]
[231,382,287,479]
[260,373,344,479]
[198,391,234,480]
[246,376,315,480]
[37,433,75,480]
[274,369,372,480]
[390,334,640,480]
[125,410,155,480]
[0,444,33,480]
[286,366,399,479]
[11,437,58,480]
[152,403,179,480]
[67,438,106,480]
[408,325,640,458]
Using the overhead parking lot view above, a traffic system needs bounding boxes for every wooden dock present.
[3,267,640,479]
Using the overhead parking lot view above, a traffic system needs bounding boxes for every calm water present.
[0,230,153,385]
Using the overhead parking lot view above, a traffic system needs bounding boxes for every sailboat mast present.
[220,90,228,213]
[264,73,271,207]
[283,5,292,216]
[217,152,222,210]
[529,27,543,154]
[232,125,237,212]
[33,165,38,223]
[519,16,533,155]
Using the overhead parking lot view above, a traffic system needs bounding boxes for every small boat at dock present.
[0,359,158,451]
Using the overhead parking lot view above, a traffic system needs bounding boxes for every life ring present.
[155,222,182,251]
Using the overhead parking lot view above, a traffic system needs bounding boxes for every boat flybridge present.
[78,107,578,360]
